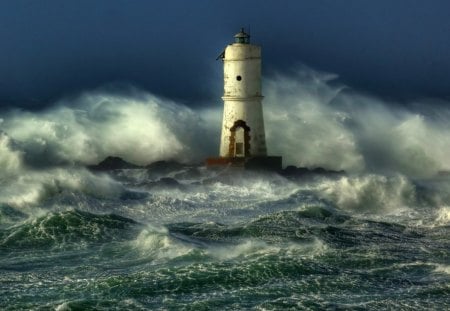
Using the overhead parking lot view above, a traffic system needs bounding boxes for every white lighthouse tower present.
[219,28,267,158]
[207,29,281,170]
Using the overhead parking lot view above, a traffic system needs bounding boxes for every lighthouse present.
[220,28,267,158]
[207,29,282,170]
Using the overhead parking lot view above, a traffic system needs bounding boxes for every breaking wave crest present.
[0,167,124,208]
[316,174,416,213]
[0,132,22,176]
[1,67,450,310]
[1,67,450,179]
[435,206,450,225]
[264,67,450,177]
[0,91,211,168]
[0,210,139,250]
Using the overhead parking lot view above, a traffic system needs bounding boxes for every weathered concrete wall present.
[223,44,261,98]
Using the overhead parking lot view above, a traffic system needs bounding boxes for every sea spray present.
[0,168,124,208]
[0,93,208,167]
[1,67,450,309]
[315,174,416,213]
[2,68,450,176]
[0,132,23,176]
[264,68,450,177]
[264,67,365,172]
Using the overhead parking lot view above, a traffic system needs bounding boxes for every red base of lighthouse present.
[206,156,282,171]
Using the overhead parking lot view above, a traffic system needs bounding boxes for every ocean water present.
[1,165,450,310]
[2,68,450,309]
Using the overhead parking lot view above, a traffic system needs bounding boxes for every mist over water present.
[0,92,210,168]
[1,68,450,309]
[264,66,450,177]
[2,67,449,177]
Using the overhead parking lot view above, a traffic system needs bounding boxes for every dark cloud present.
[1,0,449,109]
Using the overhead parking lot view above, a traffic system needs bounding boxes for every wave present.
[436,206,450,225]
[0,168,125,208]
[0,210,139,250]
[1,67,450,178]
[166,206,347,246]
[0,91,212,169]
[133,215,329,263]
[133,205,426,263]
[434,264,450,275]
[314,174,416,214]
[1,205,446,310]
[264,67,450,177]
[0,204,28,225]
[2,162,450,230]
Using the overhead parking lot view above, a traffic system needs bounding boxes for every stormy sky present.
[1,0,450,109]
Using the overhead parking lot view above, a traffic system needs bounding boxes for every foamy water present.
[1,68,450,309]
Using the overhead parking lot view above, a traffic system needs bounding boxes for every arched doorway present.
[228,120,251,157]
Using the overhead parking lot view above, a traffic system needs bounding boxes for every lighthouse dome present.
[234,28,250,44]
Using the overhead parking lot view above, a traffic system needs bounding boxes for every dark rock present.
[244,156,283,171]
[88,156,141,171]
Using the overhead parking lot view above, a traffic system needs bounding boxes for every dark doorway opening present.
[228,120,251,157]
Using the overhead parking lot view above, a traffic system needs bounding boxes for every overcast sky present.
[1,0,449,109]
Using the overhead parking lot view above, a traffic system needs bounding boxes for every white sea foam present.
[55,302,71,311]
[1,66,450,178]
[0,91,212,167]
[435,206,450,224]
[113,171,302,225]
[0,132,23,177]
[2,66,450,214]
[133,225,328,263]
[315,174,416,213]
[434,264,450,275]
[264,68,364,173]
[206,174,298,201]
[0,168,124,208]
[263,66,450,177]
[207,238,327,261]
[132,225,194,260]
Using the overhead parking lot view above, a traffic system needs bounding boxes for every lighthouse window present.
[236,75,242,81]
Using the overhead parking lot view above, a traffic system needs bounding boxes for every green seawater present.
[1,170,450,310]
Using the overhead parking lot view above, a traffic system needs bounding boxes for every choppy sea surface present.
[1,164,450,310]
